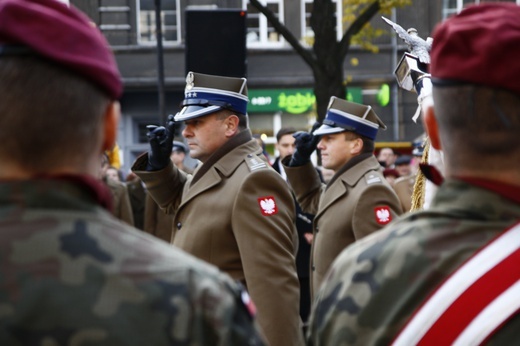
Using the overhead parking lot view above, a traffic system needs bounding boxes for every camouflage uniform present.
[307,179,520,345]
[0,178,265,346]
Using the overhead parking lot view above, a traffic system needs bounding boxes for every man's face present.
[182,113,230,163]
[276,134,296,159]
[378,148,396,167]
[170,151,185,166]
[395,163,411,177]
[317,132,358,172]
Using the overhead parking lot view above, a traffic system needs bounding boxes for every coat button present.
[311,265,315,271]
[176,222,182,230]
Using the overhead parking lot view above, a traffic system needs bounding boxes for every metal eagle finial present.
[382,16,433,64]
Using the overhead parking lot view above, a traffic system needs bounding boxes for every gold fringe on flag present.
[410,139,430,212]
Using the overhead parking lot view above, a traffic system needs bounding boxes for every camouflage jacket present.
[307,178,520,345]
[0,177,265,346]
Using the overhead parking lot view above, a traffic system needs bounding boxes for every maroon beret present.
[0,0,122,99]
[430,3,520,96]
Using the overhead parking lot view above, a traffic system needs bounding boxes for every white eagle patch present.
[374,206,392,225]
[258,196,278,216]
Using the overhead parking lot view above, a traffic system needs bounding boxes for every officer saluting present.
[133,72,303,346]
[283,97,403,299]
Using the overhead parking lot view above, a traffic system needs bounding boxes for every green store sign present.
[249,87,363,114]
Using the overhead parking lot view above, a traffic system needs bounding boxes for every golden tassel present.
[410,139,430,212]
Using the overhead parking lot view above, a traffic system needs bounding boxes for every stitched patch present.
[258,196,278,216]
[374,206,392,225]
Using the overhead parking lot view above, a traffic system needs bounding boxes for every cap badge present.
[258,196,278,216]
[375,206,392,225]
[185,72,194,91]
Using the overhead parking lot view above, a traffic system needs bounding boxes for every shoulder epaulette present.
[365,172,383,185]
[245,154,268,172]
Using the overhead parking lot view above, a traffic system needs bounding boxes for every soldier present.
[308,3,520,345]
[283,97,403,299]
[0,0,265,345]
[132,72,303,345]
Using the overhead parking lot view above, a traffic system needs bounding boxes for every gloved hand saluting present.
[146,114,177,171]
[289,121,321,167]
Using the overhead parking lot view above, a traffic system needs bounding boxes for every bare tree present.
[248,0,410,122]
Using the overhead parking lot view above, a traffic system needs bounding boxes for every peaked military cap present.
[313,97,386,139]
[174,71,249,122]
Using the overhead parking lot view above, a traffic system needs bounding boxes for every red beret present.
[430,3,520,96]
[0,0,122,99]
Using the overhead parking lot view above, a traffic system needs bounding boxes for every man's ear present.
[102,101,121,152]
[423,104,442,150]
[350,137,364,155]
[224,114,240,137]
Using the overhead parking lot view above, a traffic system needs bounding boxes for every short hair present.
[0,56,110,173]
[276,127,297,143]
[216,109,248,130]
[433,85,520,171]
[344,131,374,154]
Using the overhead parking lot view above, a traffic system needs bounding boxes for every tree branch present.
[339,1,380,59]
[248,0,317,68]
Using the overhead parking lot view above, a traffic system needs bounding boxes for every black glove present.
[289,121,321,167]
[146,114,177,171]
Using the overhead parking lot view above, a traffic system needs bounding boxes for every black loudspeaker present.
[185,9,247,78]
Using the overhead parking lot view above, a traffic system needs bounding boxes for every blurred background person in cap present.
[132,71,303,345]
[0,0,266,344]
[171,140,194,174]
[382,167,400,186]
[283,97,403,300]
[308,3,520,344]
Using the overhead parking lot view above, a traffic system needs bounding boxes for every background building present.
[71,0,517,174]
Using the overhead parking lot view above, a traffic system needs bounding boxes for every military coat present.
[133,133,303,346]
[393,173,416,212]
[284,155,402,298]
[143,192,174,243]
[0,177,265,346]
[307,179,520,345]
[105,178,134,226]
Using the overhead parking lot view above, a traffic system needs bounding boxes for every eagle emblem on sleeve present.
[258,196,278,216]
[375,206,392,225]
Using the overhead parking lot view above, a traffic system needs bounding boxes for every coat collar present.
[317,155,381,218]
[181,132,263,204]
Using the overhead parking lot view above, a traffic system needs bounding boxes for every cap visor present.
[313,124,345,136]
[174,105,222,121]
